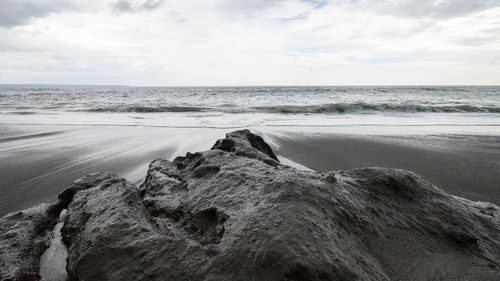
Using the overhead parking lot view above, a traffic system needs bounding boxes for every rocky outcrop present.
[0,172,119,281]
[1,130,500,280]
[0,204,53,281]
[211,129,280,164]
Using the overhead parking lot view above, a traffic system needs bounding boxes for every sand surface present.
[0,124,499,215]
[268,132,500,205]
[0,125,225,215]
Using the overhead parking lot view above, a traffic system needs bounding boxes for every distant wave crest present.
[252,103,500,114]
[82,103,500,114]
[87,106,211,113]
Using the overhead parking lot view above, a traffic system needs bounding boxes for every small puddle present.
[39,209,68,281]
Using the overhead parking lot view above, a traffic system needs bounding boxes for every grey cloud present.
[217,0,500,19]
[112,0,164,13]
[217,0,500,20]
[0,0,96,28]
[456,36,498,47]
[216,0,287,17]
[0,0,67,27]
[356,0,500,19]
[0,0,165,27]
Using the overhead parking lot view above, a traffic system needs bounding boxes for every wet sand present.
[268,132,500,205]
[0,125,224,215]
[1,124,499,215]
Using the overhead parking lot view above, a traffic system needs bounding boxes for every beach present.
[1,123,499,215]
[268,131,500,205]
[0,124,224,215]
[4,128,499,281]
[1,85,499,215]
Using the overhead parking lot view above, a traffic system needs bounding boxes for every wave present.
[80,103,500,114]
[9,111,37,115]
[253,103,500,114]
[87,106,211,113]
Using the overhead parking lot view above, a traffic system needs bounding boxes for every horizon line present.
[1,83,500,87]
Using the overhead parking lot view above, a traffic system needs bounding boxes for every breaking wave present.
[87,106,211,113]
[251,103,500,114]
[84,103,500,114]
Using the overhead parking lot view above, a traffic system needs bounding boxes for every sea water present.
[0,85,499,132]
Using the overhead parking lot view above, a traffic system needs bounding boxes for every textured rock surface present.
[0,204,53,281]
[1,129,500,280]
[0,172,119,281]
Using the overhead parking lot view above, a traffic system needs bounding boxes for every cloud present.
[0,0,500,85]
[216,0,288,17]
[112,0,165,14]
[0,0,164,28]
[354,0,500,19]
[301,0,328,9]
[0,0,104,27]
[0,0,63,27]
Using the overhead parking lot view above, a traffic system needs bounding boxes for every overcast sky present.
[1,0,499,85]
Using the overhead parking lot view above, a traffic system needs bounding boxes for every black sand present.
[270,132,500,205]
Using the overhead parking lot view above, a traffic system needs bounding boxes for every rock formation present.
[1,130,499,280]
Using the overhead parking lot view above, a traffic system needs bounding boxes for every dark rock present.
[211,129,280,164]
[1,130,499,281]
[0,205,52,281]
[0,172,121,281]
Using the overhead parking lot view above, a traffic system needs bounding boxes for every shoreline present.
[1,124,499,215]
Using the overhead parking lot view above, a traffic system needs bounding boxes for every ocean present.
[1,85,499,131]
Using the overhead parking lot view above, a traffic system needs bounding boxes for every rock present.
[1,130,500,280]
[0,172,119,281]
[211,129,280,165]
[0,204,52,281]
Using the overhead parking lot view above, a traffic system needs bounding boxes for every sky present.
[1,0,500,86]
